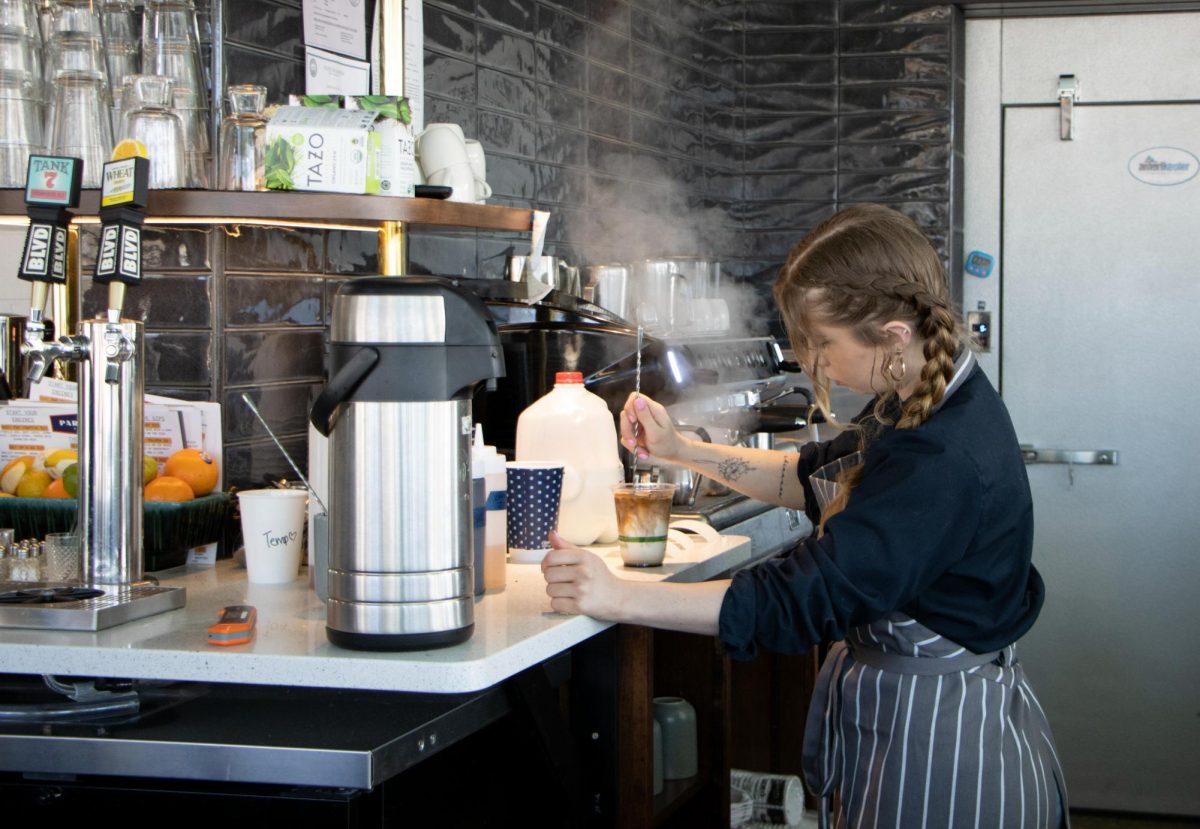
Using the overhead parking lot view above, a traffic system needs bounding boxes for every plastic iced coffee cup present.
[612,483,676,567]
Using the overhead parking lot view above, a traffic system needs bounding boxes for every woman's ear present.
[880,320,914,347]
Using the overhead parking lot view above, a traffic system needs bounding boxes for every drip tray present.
[0,581,186,631]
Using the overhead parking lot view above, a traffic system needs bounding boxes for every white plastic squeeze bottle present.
[482,437,508,590]
[471,427,488,596]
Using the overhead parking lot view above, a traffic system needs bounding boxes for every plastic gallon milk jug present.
[515,372,621,546]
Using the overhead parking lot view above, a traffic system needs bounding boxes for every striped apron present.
[800,350,1068,828]
[801,615,1069,829]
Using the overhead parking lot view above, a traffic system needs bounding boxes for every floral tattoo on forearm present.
[716,458,753,482]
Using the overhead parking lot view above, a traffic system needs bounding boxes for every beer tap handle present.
[107,282,127,323]
[94,154,149,322]
[18,156,83,387]
[27,281,48,328]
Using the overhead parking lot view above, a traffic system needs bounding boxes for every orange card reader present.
[207,605,256,646]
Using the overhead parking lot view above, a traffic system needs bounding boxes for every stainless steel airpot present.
[310,277,504,651]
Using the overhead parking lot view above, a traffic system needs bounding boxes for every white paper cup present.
[238,489,308,584]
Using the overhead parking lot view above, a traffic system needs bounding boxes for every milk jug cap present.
[555,371,584,384]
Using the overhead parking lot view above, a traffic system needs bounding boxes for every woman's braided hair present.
[773,204,965,528]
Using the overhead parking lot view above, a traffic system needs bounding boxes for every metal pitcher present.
[634,424,710,506]
[634,259,695,335]
[508,255,582,297]
[584,264,632,320]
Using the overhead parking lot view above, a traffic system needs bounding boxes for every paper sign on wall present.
[302,0,372,62]
[305,46,371,96]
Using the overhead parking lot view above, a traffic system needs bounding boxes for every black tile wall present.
[414,1,960,338]
[130,0,961,493]
[740,2,961,336]
[411,0,745,277]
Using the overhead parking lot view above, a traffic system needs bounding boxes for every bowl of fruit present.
[0,447,231,571]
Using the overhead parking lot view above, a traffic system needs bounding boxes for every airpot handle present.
[309,347,380,437]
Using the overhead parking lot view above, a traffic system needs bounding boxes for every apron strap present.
[848,640,1002,676]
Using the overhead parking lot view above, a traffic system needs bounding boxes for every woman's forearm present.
[670,439,806,509]
[617,578,732,636]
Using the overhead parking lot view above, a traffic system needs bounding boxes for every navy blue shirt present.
[719,366,1045,659]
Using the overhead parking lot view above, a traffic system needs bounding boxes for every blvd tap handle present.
[18,155,83,318]
[94,156,150,321]
[18,156,83,386]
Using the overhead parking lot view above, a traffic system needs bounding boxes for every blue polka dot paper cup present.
[506,461,565,564]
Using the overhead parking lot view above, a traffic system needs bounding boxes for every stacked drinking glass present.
[44,0,113,187]
[0,0,45,186]
[141,0,207,187]
[120,73,184,188]
[0,0,217,190]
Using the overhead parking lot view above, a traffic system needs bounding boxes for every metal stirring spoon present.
[632,325,648,483]
[241,393,328,514]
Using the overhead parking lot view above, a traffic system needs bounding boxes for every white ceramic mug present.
[426,159,477,203]
[415,122,469,181]
[464,138,492,202]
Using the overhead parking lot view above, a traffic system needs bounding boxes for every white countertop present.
[0,534,758,694]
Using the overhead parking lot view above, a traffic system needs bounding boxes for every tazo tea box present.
[264,106,379,194]
[347,95,416,197]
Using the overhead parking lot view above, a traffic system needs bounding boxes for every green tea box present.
[264,105,379,194]
[347,96,416,198]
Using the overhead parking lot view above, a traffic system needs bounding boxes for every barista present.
[541,204,1069,828]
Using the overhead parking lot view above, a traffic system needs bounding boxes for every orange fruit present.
[163,448,219,496]
[145,476,195,502]
[1,455,35,493]
[43,478,70,499]
[15,470,52,498]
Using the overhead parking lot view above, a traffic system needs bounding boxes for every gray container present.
[310,277,504,651]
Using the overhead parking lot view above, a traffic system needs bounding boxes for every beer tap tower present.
[18,154,185,620]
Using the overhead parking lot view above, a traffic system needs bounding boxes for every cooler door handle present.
[309,347,380,438]
[1019,445,1119,465]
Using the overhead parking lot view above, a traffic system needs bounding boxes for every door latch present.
[1019,445,1117,465]
[1058,74,1079,140]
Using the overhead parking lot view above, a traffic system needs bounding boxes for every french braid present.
[772,204,965,530]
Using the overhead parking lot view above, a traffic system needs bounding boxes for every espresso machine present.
[0,155,185,631]
[310,277,504,650]
[465,277,817,561]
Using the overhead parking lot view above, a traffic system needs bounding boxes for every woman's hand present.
[541,531,626,620]
[619,393,687,463]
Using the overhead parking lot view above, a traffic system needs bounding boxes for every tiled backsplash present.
[415,0,961,336]
[126,0,960,493]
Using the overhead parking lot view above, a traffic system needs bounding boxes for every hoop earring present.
[884,350,906,383]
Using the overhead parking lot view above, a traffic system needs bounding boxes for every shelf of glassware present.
[0,189,535,232]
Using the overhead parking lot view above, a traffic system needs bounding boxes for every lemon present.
[143,455,159,486]
[0,456,34,494]
[112,138,148,160]
[34,448,79,479]
[16,470,52,498]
